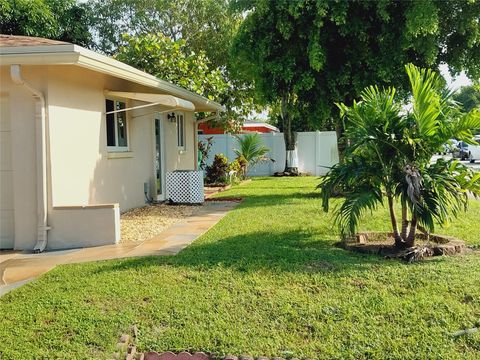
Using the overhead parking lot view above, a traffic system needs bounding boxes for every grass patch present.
[1,177,479,359]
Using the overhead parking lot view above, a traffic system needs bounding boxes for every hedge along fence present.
[199,131,339,176]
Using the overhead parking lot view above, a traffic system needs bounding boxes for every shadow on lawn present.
[214,192,322,209]
[93,189,435,276]
[95,229,413,277]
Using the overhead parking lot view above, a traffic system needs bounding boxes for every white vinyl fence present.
[199,131,339,176]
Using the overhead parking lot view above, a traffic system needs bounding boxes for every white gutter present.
[10,65,50,253]
[1,44,226,112]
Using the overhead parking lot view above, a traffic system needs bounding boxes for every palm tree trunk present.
[387,195,403,246]
[335,121,346,164]
[406,214,417,247]
[400,200,409,241]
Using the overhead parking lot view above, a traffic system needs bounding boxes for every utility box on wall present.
[166,170,204,204]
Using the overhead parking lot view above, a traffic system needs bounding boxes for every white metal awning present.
[104,90,196,114]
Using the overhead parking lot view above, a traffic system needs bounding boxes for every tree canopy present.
[0,0,93,47]
[454,84,480,113]
[116,33,228,101]
[90,0,258,128]
[87,0,241,69]
[116,33,257,130]
[232,0,480,132]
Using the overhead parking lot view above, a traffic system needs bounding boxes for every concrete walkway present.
[0,201,237,296]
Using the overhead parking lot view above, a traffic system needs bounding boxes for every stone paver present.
[0,201,237,296]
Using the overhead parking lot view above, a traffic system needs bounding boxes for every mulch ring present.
[338,231,469,262]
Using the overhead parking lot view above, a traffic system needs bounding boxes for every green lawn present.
[1,177,479,359]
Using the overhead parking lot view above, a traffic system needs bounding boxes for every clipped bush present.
[205,153,228,185]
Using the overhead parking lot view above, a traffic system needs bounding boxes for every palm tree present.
[233,133,272,177]
[320,64,480,247]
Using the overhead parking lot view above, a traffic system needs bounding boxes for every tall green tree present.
[454,84,480,113]
[116,33,253,130]
[0,0,93,47]
[232,0,480,163]
[87,0,240,67]
[89,0,259,129]
[116,33,228,102]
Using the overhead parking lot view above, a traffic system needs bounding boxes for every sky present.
[440,64,473,91]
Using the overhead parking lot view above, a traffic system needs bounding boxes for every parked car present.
[441,139,459,155]
[455,141,480,163]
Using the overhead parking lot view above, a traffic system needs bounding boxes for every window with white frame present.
[176,113,185,150]
[105,99,128,151]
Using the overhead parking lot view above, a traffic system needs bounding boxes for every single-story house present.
[0,35,224,252]
[198,121,279,134]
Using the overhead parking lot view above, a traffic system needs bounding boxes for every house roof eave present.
[0,43,225,112]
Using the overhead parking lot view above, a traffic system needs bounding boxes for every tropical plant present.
[198,136,214,170]
[236,155,248,179]
[320,64,480,248]
[233,134,272,176]
[205,153,229,185]
[226,158,242,183]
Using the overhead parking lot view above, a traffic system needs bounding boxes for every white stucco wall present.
[1,66,40,250]
[0,64,198,250]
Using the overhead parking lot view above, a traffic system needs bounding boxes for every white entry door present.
[0,93,14,249]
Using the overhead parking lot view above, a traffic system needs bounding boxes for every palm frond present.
[233,133,271,167]
[406,63,442,138]
[335,189,383,238]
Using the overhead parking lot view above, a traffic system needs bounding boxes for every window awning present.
[104,91,196,113]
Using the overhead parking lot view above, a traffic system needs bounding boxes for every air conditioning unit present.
[166,170,204,204]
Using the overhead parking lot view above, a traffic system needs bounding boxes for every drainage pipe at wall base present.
[10,64,50,253]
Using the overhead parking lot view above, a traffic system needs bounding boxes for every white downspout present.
[10,65,50,253]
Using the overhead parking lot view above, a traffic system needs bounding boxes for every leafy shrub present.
[226,158,242,184]
[205,153,228,185]
[198,136,213,170]
[227,159,241,173]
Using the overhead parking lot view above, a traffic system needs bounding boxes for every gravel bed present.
[120,204,195,243]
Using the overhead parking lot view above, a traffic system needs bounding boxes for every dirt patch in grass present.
[120,204,195,243]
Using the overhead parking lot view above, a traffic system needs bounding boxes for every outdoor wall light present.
[167,112,176,122]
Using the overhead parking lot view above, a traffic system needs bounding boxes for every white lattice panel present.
[166,170,204,204]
